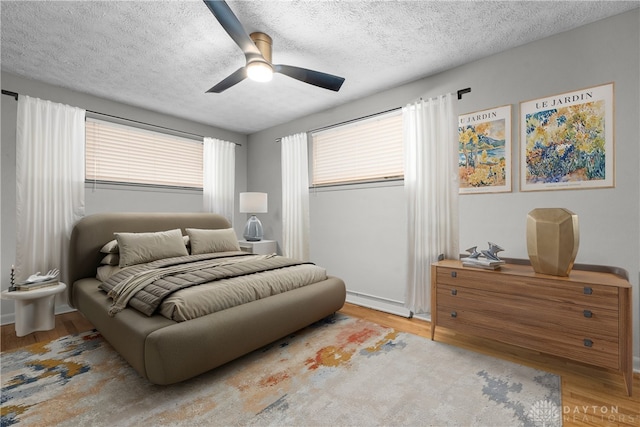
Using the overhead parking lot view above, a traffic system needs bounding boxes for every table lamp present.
[239,192,268,241]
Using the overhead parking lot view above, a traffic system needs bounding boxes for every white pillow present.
[186,228,240,255]
[100,239,119,254]
[115,228,189,267]
[100,253,120,266]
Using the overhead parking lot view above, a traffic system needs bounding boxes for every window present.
[311,110,403,186]
[85,118,203,189]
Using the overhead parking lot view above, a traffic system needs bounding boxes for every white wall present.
[247,11,640,362]
[0,72,248,323]
[310,183,407,307]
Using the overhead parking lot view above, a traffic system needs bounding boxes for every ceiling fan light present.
[247,61,273,82]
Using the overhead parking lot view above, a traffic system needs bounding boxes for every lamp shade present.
[239,192,268,214]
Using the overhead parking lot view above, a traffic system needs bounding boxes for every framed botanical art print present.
[458,105,512,194]
[520,83,614,191]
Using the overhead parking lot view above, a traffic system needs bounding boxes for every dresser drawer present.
[435,301,620,369]
[436,284,619,337]
[436,267,619,310]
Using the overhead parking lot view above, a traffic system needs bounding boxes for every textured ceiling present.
[1,1,638,134]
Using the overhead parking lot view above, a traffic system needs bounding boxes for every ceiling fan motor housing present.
[250,32,272,63]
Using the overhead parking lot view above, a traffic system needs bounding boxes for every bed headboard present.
[68,212,232,299]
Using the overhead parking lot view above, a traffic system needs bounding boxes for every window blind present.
[85,118,203,189]
[311,110,403,186]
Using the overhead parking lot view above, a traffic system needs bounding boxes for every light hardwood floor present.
[2,303,638,426]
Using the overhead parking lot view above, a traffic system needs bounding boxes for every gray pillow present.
[101,235,190,255]
[186,228,240,255]
[115,228,189,267]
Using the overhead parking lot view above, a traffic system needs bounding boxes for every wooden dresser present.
[431,259,633,396]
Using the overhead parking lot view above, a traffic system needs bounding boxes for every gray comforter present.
[100,252,322,318]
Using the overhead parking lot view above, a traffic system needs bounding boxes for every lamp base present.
[243,215,263,241]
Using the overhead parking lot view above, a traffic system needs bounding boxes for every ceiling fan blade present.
[206,67,247,93]
[202,0,262,60]
[274,64,345,92]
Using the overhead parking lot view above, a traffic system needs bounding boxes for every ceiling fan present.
[203,0,345,93]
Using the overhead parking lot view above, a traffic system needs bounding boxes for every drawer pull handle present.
[451,271,457,278]
[583,339,593,348]
[451,289,457,296]
[583,287,593,295]
[451,311,457,318]
[583,310,593,318]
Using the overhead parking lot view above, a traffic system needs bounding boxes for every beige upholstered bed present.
[68,212,346,385]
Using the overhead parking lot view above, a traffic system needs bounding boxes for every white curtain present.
[281,132,310,261]
[402,93,459,314]
[203,137,236,223]
[16,95,86,283]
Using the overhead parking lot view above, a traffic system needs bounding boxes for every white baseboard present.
[55,304,76,315]
[413,312,431,322]
[1,303,75,326]
[345,291,412,318]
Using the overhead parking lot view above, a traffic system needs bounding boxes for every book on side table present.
[11,268,60,292]
[15,278,59,291]
[461,257,505,270]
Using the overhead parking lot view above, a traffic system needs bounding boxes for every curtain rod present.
[275,87,471,142]
[457,87,471,99]
[2,90,18,100]
[1,89,241,146]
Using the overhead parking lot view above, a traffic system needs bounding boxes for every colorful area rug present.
[1,314,560,426]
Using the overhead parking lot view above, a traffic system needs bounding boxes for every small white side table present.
[238,239,277,255]
[1,282,66,337]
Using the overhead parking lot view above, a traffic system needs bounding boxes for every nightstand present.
[1,282,66,337]
[238,240,277,255]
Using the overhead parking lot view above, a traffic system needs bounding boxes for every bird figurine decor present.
[462,242,505,270]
